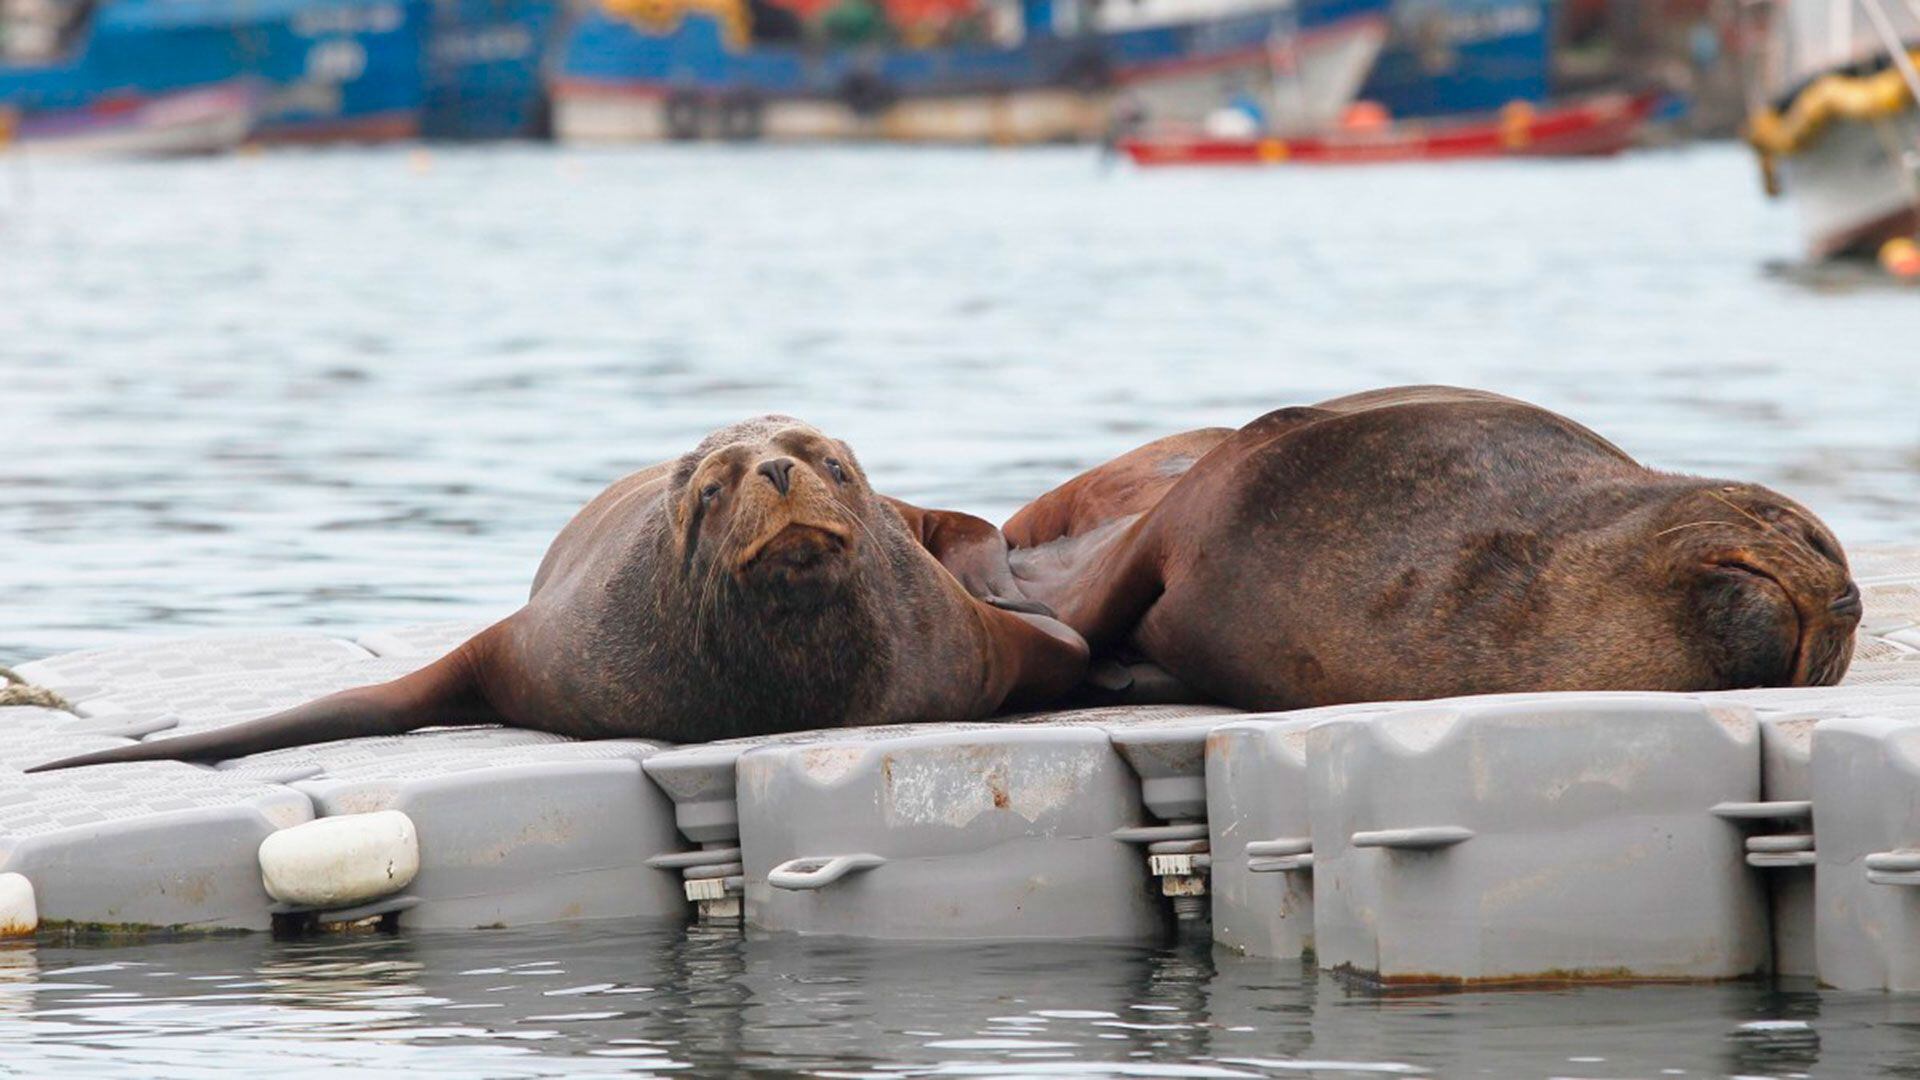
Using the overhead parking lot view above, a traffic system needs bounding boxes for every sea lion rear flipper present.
[1002,427,1237,550]
[1069,658,1210,707]
[24,640,498,772]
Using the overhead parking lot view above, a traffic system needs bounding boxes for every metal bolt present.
[1171,894,1206,922]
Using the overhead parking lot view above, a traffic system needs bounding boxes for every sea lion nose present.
[757,458,795,496]
[1831,581,1863,619]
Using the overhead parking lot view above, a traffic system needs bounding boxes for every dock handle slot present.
[1351,826,1474,851]
[1866,850,1920,886]
[1747,852,1817,869]
[1112,823,1208,844]
[646,846,742,871]
[1245,837,1313,873]
[768,853,886,891]
[1711,800,1813,822]
[1244,837,1311,858]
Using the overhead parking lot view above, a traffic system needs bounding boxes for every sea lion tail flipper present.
[24,643,496,773]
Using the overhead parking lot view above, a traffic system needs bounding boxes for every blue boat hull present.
[0,0,429,142]
[1357,0,1549,119]
[551,0,1391,141]
[422,0,567,138]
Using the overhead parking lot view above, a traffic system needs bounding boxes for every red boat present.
[1120,91,1660,166]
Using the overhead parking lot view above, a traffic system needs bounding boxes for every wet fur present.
[1008,386,1860,711]
[32,417,1088,770]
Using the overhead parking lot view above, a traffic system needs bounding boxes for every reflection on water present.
[1,144,1917,659]
[6,922,1920,1076]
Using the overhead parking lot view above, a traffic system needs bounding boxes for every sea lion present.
[31,416,1089,770]
[1004,386,1861,710]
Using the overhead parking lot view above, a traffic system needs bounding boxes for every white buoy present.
[0,873,37,937]
[258,811,420,909]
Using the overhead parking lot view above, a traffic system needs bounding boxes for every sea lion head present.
[1653,482,1860,688]
[670,415,868,601]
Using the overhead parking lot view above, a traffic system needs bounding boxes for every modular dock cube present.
[13,632,373,703]
[15,616,1920,966]
[1204,716,1323,958]
[1712,712,1821,979]
[0,764,312,932]
[641,725,1011,923]
[1810,714,1920,991]
[265,734,686,930]
[354,620,496,659]
[3,705,145,771]
[1307,694,1769,987]
[735,724,1168,941]
[79,657,432,738]
[1083,708,1243,925]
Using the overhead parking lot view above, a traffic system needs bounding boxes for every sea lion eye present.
[700,482,722,502]
[825,459,847,484]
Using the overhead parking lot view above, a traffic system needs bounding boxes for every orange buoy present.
[1880,237,1920,279]
[1340,100,1390,132]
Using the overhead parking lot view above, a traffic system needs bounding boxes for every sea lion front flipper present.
[884,497,1036,609]
[1008,510,1170,652]
[984,594,1058,618]
[25,635,502,772]
[976,603,1091,711]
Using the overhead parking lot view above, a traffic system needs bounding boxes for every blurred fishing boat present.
[423,0,566,138]
[6,78,257,154]
[547,0,1392,143]
[1120,86,1655,163]
[0,0,429,144]
[1358,0,1549,118]
[1744,0,1920,260]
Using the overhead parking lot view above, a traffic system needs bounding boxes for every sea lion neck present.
[655,533,895,736]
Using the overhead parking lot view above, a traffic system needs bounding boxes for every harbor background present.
[4,1,1920,1076]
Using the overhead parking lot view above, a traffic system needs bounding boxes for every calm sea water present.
[6,922,1920,1078]
[2,143,1919,1076]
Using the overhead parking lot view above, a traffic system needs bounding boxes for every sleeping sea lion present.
[31,416,1088,770]
[1003,386,1860,710]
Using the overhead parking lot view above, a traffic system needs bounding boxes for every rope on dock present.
[0,667,76,713]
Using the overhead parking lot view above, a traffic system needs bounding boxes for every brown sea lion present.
[31,416,1089,771]
[1004,386,1861,710]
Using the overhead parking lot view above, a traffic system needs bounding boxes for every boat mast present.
[1857,0,1920,217]
[1856,0,1920,103]
[1265,0,1305,134]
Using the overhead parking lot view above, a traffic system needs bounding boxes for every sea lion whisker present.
[1705,491,1823,575]
[695,511,747,654]
[838,505,887,557]
[1653,520,1741,539]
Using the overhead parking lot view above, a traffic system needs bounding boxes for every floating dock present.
[7,549,1920,991]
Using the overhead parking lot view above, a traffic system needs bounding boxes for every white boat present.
[1745,0,1920,259]
[7,81,260,159]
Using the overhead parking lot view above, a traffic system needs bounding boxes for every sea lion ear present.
[669,450,702,494]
